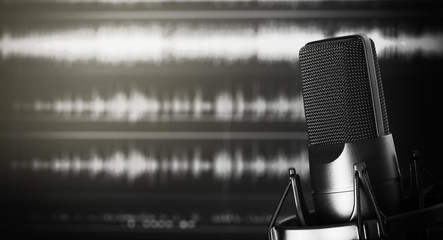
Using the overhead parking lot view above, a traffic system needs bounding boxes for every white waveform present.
[14,90,305,122]
[0,24,309,64]
[2,24,439,64]
[11,148,309,182]
[335,30,443,58]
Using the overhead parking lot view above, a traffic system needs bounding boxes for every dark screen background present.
[1,1,442,239]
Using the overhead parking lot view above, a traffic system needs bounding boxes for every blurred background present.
[1,0,442,239]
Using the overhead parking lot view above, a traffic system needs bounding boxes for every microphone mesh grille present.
[299,36,389,146]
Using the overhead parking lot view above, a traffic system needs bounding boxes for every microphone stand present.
[268,151,443,240]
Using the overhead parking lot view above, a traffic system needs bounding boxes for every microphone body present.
[299,34,402,224]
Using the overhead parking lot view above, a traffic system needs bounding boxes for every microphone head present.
[299,34,389,146]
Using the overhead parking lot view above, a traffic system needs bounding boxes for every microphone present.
[298,33,402,224]
[268,33,443,240]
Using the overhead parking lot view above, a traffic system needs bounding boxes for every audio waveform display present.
[13,90,304,122]
[37,212,271,229]
[45,212,201,230]
[1,24,442,64]
[11,148,308,182]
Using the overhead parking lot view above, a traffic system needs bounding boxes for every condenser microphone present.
[268,33,443,240]
[298,33,402,224]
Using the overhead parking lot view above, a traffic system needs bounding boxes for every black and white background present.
[1,0,442,239]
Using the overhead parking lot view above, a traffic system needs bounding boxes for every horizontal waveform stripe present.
[11,148,309,182]
[4,131,308,140]
[1,24,441,64]
[14,90,305,122]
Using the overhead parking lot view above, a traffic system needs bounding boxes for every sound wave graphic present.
[14,90,305,122]
[1,24,442,64]
[11,148,309,182]
[46,212,271,228]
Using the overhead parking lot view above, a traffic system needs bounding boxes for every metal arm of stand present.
[268,168,307,240]
[352,162,387,239]
[268,180,292,240]
[410,150,425,209]
[289,168,307,226]
[389,150,443,240]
